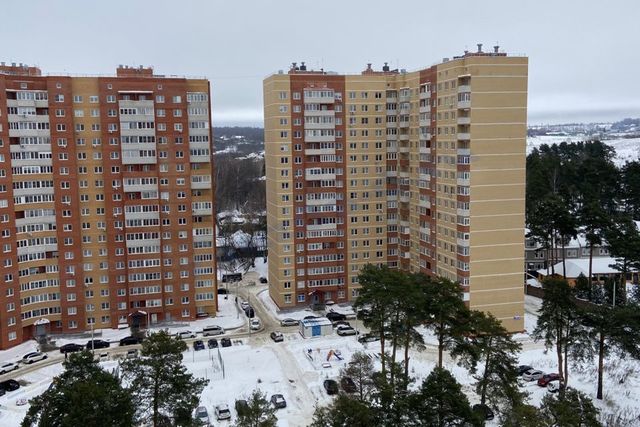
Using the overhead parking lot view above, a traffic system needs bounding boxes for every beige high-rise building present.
[264,45,528,331]
[0,63,217,349]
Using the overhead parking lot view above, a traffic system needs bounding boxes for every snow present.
[537,257,633,278]
[2,291,639,426]
[527,135,640,166]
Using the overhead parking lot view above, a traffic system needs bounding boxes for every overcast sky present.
[2,0,638,126]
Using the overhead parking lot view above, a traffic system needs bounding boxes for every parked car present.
[119,336,141,346]
[221,273,242,283]
[538,373,561,387]
[323,379,339,395]
[202,325,225,336]
[522,369,545,382]
[217,288,227,294]
[0,379,20,392]
[547,379,566,393]
[336,325,357,336]
[60,343,84,354]
[193,340,205,351]
[22,352,47,364]
[358,334,379,344]
[518,365,533,376]
[0,362,19,374]
[126,349,138,359]
[240,301,250,310]
[270,394,287,409]
[215,403,231,420]
[326,311,347,322]
[85,339,110,350]
[207,339,218,349]
[244,307,255,318]
[325,300,335,306]
[250,318,261,330]
[235,399,249,416]
[195,406,210,425]
[341,377,357,393]
[280,318,299,327]
[259,276,268,284]
[270,332,284,342]
[177,331,196,339]
[333,320,351,328]
[0,388,5,396]
[472,403,495,421]
[220,338,232,347]
[303,315,319,320]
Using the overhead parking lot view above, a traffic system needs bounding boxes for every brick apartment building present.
[264,46,528,331]
[0,63,216,349]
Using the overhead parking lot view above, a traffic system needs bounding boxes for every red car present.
[537,373,560,387]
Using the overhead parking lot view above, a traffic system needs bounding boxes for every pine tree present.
[121,330,208,426]
[309,395,377,427]
[454,311,524,414]
[605,215,640,306]
[539,388,602,426]
[22,351,134,427]
[340,351,375,402]
[235,389,277,427]
[407,367,480,427]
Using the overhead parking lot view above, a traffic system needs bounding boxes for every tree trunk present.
[556,325,564,386]
[380,323,386,378]
[403,333,411,380]
[597,331,605,400]
[564,323,569,387]
[561,236,567,280]
[480,337,493,405]
[437,319,444,368]
[588,243,594,300]
[550,238,556,275]
[621,262,628,306]
[153,380,159,427]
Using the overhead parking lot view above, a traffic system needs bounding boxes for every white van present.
[202,325,225,336]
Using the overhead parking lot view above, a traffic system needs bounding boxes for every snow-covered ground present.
[527,135,640,166]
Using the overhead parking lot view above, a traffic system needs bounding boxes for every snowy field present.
[527,135,640,166]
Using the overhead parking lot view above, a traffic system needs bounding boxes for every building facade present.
[0,63,217,349]
[264,46,528,331]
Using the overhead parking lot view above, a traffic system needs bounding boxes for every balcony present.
[190,153,211,163]
[399,133,409,141]
[457,100,471,109]
[386,134,397,141]
[193,234,214,243]
[304,109,334,117]
[419,90,431,99]
[419,199,430,209]
[305,134,335,143]
[419,226,430,235]
[304,121,334,130]
[386,170,397,178]
[419,146,430,154]
[419,118,430,127]
[123,181,158,193]
[398,144,409,153]
[419,132,431,141]
[190,176,212,190]
[304,94,335,104]
[419,173,431,181]
[126,238,161,249]
[306,197,336,206]
[457,208,470,217]
[305,148,335,156]
[399,171,409,179]
[457,148,471,156]
[399,193,410,203]
[305,170,336,181]
[307,223,337,231]
[419,105,431,114]
[457,132,471,141]
[457,238,470,248]
[457,116,471,125]
[124,210,160,221]
[457,177,470,186]
[192,203,213,216]
[458,85,471,93]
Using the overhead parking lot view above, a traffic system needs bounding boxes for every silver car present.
[522,369,545,381]
[0,362,18,374]
[280,318,299,327]
[215,403,231,420]
[195,406,210,425]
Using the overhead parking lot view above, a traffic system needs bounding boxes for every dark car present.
[270,332,284,342]
[86,339,110,350]
[221,338,232,347]
[244,307,255,318]
[119,336,141,346]
[333,320,351,328]
[518,365,533,376]
[341,377,357,393]
[270,394,287,409]
[235,399,249,416]
[472,404,495,421]
[193,340,205,351]
[538,373,561,387]
[326,312,347,322]
[259,277,268,284]
[208,338,219,349]
[358,334,379,344]
[60,343,84,354]
[217,288,228,294]
[0,379,20,392]
[323,379,339,395]
[303,315,319,320]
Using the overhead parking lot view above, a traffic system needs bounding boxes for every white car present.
[547,379,565,393]
[250,318,261,330]
[0,362,18,374]
[215,403,231,420]
[176,331,196,339]
[240,301,250,310]
[522,369,545,381]
[195,406,210,425]
[22,352,47,364]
